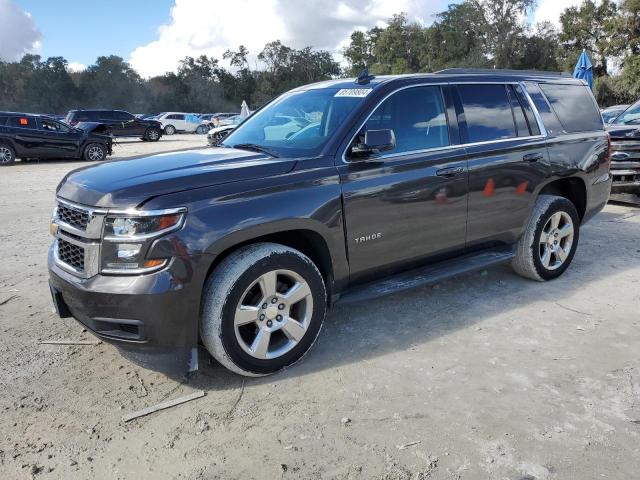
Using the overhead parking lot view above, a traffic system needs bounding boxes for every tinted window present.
[98,111,114,120]
[40,118,71,133]
[539,83,603,133]
[513,84,541,136]
[507,86,530,137]
[360,86,449,154]
[72,111,99,122]
[523,82,562,136]
[8,117,37,129]
[113,111,133,121]
[459,84,516,143]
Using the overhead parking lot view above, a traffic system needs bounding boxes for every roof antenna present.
[356,68,375,85]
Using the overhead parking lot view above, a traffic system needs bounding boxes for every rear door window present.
[538,83,603,133]
[8,117,37,129]
[458,84,517,143]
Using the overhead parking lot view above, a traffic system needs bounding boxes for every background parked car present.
[65,109,162,141]
[0,112,112,165]
[601,104,630,124]
[155,112,210,134]
[606,100,640,196]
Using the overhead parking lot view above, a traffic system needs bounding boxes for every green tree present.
[559,0,621,76]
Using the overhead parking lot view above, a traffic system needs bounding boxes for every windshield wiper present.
[232,143,279,158]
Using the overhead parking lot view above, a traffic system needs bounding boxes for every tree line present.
[0,0,638,115]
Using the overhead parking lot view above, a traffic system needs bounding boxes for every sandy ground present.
[0,136,639,479]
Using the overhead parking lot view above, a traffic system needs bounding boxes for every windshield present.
[221,87,370,157]
[613,102,640,125]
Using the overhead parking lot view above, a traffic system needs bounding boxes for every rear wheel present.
[83,143,106,162]
[164,125,176,135]
[145,127,161,141]
[200,243,327,376]
[0,144,16,166]
[512,195,580,281]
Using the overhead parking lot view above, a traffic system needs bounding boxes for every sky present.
[1,0,584,78]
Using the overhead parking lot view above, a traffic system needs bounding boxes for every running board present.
[337,248,515,305]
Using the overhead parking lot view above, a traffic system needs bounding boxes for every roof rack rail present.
[435,68,572,77]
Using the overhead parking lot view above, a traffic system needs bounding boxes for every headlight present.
[104,213,183,240]
[101,209,186,274]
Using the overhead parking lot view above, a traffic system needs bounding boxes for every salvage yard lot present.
[1,137,639,479]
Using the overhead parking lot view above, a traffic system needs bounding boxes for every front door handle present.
[436,166,464,177]
[523,152,544,162]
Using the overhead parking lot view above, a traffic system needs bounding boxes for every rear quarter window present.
[538,83,603,133]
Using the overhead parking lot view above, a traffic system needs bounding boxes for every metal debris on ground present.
[123,390,206,422]
[396,440,421,450]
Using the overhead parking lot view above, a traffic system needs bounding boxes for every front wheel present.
[201,243,327,376]
[83,143,106,162]
[145,127,161,141]
[512,195,580,281]
[164,125,176,135]
[195,125,207,135]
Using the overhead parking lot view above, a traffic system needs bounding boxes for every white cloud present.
[533,0,583,28]
[67,61,87,72]
[0,0,41,61]
[129,0,446,78]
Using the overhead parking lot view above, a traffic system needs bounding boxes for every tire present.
[201,243,327,377]
[195,125,207,135]
[83,143,106,162]
[145,127,161,142]
[512,194,580,281]
[0,143,16,166]
[164,125,176,135]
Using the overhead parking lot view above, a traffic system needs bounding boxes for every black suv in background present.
[0,112,112,165]
[48,70,611,376]
[65,109,163,142]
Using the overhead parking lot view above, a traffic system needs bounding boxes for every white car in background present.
[155,112,210,135]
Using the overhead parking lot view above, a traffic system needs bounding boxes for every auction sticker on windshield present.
[334,89,372,97]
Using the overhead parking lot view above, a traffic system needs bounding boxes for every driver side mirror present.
[350,129,396,159]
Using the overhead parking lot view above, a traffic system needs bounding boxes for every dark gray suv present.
[48,69,611,376]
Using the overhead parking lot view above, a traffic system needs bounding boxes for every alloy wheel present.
[87,146,104,161]
[0,146,13,164]
[539,211,574,270]
[148,129,159,140]
[234,269,313,360]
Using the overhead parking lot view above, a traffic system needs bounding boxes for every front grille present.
[58,203,90,231]
[58,239,85,272]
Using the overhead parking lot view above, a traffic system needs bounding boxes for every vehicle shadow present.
[190,206,639,390]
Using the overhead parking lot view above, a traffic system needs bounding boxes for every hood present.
[57,147,296,208]
[606,124,640,140]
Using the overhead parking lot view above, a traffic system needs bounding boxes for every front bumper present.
[610,161,640,193]
[48,247,205,374]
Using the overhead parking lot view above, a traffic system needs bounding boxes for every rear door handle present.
[523,152,544,162]
[436,166,464,177]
